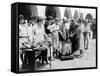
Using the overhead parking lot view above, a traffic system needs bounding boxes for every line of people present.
[19,14,94,67]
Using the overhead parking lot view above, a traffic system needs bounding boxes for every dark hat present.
[19,14,25,20]
[37,16,46,22]
[71,18,75,23]
[46,16,53,21]
[28,16,38,21]
[78,18,82,23]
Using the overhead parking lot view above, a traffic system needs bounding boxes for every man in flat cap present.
[69,18,80,54]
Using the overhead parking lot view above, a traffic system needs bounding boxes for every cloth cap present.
[47,16,53,21]
[55,17,60,21]
[19,14,25,20]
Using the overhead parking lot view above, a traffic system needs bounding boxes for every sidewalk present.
[37,39,96,70]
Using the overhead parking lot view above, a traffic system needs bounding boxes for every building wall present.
[19,5,96,19]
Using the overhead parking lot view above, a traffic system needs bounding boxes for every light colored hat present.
[19,14,25,20]
[71,17,74,20]
[55,17,60,21]
[63,17,67,21]
[63,17,68,22]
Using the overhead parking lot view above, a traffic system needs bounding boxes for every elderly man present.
[69,18,80,54]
